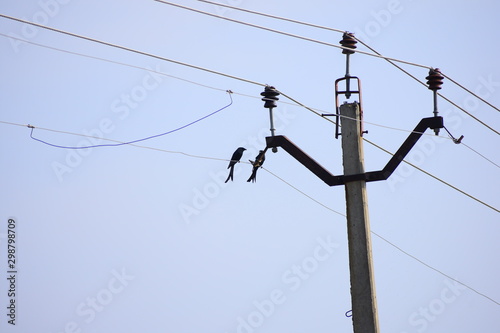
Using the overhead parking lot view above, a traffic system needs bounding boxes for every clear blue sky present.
[1,0,499,332]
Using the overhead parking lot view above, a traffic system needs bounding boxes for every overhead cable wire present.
[2,12,498,306]
[1,14,495,137]
[0,119,233,162]
[276,91,500,172]
[460,142,500,169]
[153,0,431,69]
[0,33,230,94]
[369,230,500,306]
[441,72,500,112]
[0,14,264,87]
[2,118,500,305]
[196,0,346,33]
[0,33,471,144]
[362,137,500,213]
[198,0,499,115]
[0,35,460,142]
[8,30,496,163]
[1,16,497,209]
[262,166,345,217]
[2,117,497,213]
[352,37,500,136]
[29,91,233,149]
[5,34,497,169]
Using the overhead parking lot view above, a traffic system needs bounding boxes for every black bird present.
[225,147,246,183]
[247,150,266,183]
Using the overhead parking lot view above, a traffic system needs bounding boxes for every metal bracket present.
[323,76,366,139]
[266,116,444,186]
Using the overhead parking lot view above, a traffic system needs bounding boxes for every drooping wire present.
[1,16,498,205]
[29,91,233,149]
[1,14,497,137]
[0,34,473,145]
[1,118,499,305]
[2,11,499,307]
[5,30,497,167]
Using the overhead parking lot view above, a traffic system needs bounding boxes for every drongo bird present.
[247,150,266,183]
[225,147,246,183]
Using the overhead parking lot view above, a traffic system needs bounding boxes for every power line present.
[362,137,500,213]
[0,14,264,87]
[1,15,497,211]
[460,142,500,169]
[0,34,457,141]
[197,0,500,116]
[29,91,233,149]
[3,9,498,310]
[262,166,345,217]
[153,0,431,69]
[369,231,500,306]
[441,72,500,112]
[7,33,496,169]
[2,14,496,137]
[196,0,346,33]
[1,116,498,213]
[352,37,500,136]
[0,118,499,305]
[265,169,499,306]
[0,33,229,94]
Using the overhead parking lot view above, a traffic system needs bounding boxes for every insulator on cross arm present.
[261,86,280,109]
[426,68,444,91]
[340,32,357,55]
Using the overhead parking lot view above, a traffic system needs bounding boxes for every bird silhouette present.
[247,150,266,183]
[225,147,246,183]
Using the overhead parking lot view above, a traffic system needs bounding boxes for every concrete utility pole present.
[340,102,379,333]
[263,70,444,333]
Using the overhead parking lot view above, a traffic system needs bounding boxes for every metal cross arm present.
[265,116,444,187]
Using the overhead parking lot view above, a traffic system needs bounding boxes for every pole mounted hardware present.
[426,68,444,135]
[265,114,443,186]
[323,32,367,138]
[261,85,280,153]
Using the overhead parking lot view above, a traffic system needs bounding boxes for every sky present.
[0,0,499,332]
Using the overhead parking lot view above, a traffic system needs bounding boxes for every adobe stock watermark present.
[212,0,244,17]
[7,0,73,53]
[387,74,500,192]
[352,0,405,43]
[51,65,165,183]
[178,106,296,224]
[225,235,339,333]
[54,267,135,333]
[400,279,467,333]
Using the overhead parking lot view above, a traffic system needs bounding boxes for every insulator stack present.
[261,86,280,109]
[340,32,357,54]
[426,68,444,91]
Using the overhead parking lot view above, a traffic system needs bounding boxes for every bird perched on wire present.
[247,150,266,183]
[225,147,246,183]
